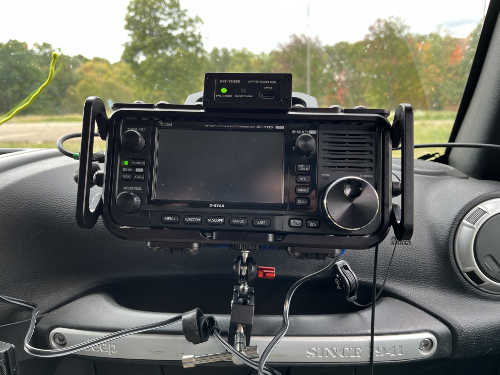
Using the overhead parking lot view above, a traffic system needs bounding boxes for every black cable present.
[394,142,500,151]
[212,329,280,375]
[0,294,181,358]
[352,241,397,307]
[369,245,379,375]
[257,252,343,375]
[2,254,341,371]
[57,132,104,162]
[0,293,277,374]
[57,132,86,159]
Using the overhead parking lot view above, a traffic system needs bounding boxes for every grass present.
[6,114,82,123]
[392,110,455,159]
[0,140,106,153]
[0,110,456,160]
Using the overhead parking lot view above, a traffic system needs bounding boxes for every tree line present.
[0,0,482,116]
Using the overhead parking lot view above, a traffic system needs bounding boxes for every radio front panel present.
[105,110,389,239]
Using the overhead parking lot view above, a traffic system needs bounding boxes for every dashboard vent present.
[320,132,374,172]
[465,270,485,285]
[465,208,487,225]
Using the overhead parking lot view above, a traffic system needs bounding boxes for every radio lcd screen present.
[154,129,284,203]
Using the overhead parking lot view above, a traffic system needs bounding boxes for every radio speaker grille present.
[319,132,374,172]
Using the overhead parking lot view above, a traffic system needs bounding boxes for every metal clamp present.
[182,325,258,368]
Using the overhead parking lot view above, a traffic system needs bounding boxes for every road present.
[0,122,82,143]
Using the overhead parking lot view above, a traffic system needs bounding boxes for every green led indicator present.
[123,160,129,166]
[221,87,227,93]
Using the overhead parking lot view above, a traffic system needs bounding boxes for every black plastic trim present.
[446,0,500,155]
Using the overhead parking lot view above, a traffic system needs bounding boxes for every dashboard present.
[0,148,500,374]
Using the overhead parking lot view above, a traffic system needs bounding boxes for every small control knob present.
[116,191,142,213]
[295,134,316,156]
[322,177,379,230]
[121,130,145,153]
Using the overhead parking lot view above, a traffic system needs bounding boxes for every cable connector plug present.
[333,260,359,302]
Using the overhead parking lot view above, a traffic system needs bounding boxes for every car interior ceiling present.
[1,1,500,375]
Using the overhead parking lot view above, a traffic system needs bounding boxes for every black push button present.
[253,218,271,227]
[130,160,146,167]
[134,174,145,181]
[295,186,310,195]
[121,174,132,181]
[162,214,179,223]
[230,217,248,226]
[296,164,311,172]
[207,216,225,225]
[295,197,310,206]
[296,175,311,183]
[123,167,133,172]
[289,219,303,228]
[135,167,144,173]
[306,219,320,228]
[184,216,202,224]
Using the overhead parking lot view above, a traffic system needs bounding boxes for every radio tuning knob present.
[322,177,379,230]
[116,191,142,213]
[121,130,145,153]
[295,134,316,156]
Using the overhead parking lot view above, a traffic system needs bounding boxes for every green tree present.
[65,59,139,112]
[360,17,427,110]
[272,34,329,105]
[122,0,205,103]
[323,41,368,107]
[0,40,85,116]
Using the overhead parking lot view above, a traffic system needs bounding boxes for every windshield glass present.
[0,0,489,158]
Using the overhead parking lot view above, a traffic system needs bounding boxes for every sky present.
[0,0,490,63]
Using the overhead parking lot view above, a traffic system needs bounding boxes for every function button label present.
[295,186,310,195]
[133,174,145,181]
[296,175,311,183]
[296,164,311,172]
[306,219,320,228]
[253,218,271,227]
[289,218,303,228]
[130,160,146,167]
[121,174,132,181]
[295,197,310,206]
[184,216,202,224]
[162,214,179,223]
[123,167,133,172]
[230,217,248,226]
[207,216,225,225]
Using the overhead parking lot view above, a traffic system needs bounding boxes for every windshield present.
[0,0,489,158]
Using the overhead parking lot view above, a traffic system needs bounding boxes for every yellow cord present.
[0,52,59,125]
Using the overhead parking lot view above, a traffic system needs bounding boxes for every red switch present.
[258,266,276,279]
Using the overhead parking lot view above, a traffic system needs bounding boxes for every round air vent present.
[455,198,500,294]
